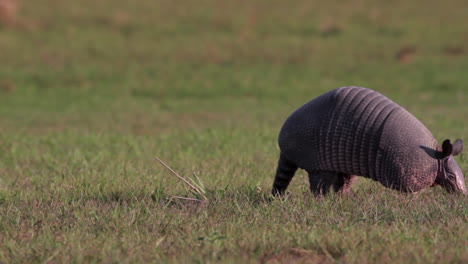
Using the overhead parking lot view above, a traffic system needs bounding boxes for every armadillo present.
[272,86,466,196]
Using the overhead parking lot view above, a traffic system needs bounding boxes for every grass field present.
[0,0,467,263]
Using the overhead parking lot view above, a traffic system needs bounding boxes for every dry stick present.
[171,196,204,202]
[154,156,208,201]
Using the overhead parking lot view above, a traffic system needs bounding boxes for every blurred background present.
[1,0,466,135]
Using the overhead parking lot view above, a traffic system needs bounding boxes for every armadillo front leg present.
[308,171,339,197]
[272,154,298,196]
[333,173,357,196]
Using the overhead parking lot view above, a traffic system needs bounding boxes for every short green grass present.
[0,0,467,263]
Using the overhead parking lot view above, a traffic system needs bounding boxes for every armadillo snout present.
[439,173,467,195]
[443,184,467,195]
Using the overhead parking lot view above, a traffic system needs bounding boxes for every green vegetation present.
[0,0,467,262]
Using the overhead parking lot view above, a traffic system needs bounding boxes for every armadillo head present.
[436,139,466,195]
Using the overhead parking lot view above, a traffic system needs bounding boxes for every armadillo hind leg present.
[272,154,298,196]
[308,171,339,197]
[333,173,357,196]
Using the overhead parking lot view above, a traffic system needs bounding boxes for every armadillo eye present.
[446,172,455,180]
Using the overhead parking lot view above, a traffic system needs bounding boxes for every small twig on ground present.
[170,196,205,202]
[154,156,208,201]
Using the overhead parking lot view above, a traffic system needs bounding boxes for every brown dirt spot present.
[0,80,16,93]
[319,20,341,37]
[0,0,17,27]
[442,46,465,56]
[396,46,417,63]
[110,12,131,27]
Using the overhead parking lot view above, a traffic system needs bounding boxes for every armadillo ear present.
[452,139,463,156]
[442,139,453,157]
